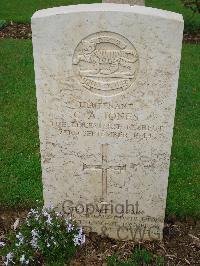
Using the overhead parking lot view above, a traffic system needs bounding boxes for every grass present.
[0,0,199,32]
[0,39,199,218]
[146,0,200,32]
[107,247,165,265]
[0,40,43,208]
[166,44,200,218]
[0,0,100,23]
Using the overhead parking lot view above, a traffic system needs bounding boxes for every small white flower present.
[67,223,74,232]
[30,238,38,249]
[46,214,52,225]
[46,204,53,211]
[73,236,79,246]
[27,208,38,218]
[20,254,25,263]
[42,210,48,217]
[20,254,29,265]
[73,227,85,246]
[0,241,5,247]
[30,229,39,249]
[35,214,40,221]
[5,252,14,265]
[16,232,21,239]
[56,211,63,217]
[31,229,38,237]
[30,209,38,215]
[7,252,13,259]
[26,219,30,226]
[16,232,24,245]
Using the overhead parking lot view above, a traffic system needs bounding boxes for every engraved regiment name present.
[72,31,139,96]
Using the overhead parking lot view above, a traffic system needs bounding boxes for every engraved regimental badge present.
[72,31,139,96]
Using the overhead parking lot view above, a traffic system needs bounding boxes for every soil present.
[0,23,200,44]
[0,209,199,265]
[0,23,32,40]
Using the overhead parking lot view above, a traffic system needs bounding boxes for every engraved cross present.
[83,144,126,200]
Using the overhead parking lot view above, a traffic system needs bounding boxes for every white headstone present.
[32,4,183,241]
[102,0,145,6]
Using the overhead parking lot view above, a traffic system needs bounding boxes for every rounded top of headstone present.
[32,4,183,23]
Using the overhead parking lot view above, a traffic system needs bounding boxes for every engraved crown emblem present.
[73,31,139,96]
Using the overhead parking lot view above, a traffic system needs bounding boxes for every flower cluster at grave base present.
[0,205,85,266]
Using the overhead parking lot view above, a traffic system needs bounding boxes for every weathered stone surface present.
[102,0,145,6]
[32,4,183,241]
